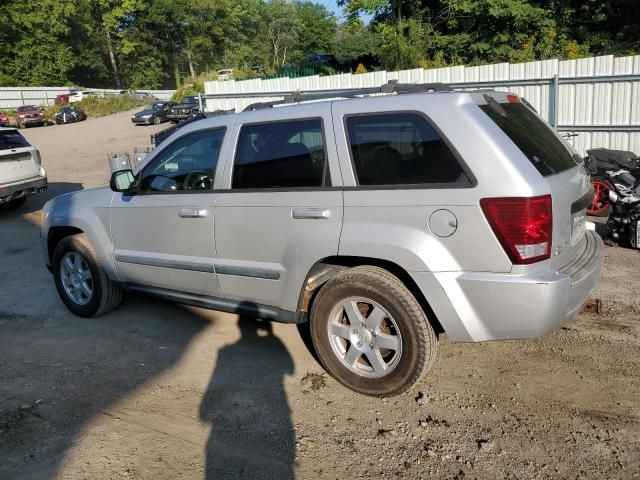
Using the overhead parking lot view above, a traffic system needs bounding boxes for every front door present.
[111,127,227,296]
[214,105,343,312]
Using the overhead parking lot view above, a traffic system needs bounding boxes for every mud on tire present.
[309,266,438,397]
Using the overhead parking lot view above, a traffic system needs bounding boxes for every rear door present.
[0,130,41,185]
[478,95,592,268]
[214,104,343,311]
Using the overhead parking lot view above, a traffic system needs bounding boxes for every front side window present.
[140,129,225,193]
[346,113,470,186]
[232,118,328,189]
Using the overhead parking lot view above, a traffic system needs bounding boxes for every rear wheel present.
[0,197,26,210]
[52,234,123,317]
[588,177,612,217]
[309,266,438,397]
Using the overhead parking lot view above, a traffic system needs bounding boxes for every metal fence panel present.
[203,54,640,155]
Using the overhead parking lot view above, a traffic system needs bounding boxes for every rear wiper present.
[483,94,508,118]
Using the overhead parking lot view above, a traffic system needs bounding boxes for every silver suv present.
[1,127,47,210]
[41,83,603,396]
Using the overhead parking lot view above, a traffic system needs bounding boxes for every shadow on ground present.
[0,297,211,480]
[0,181,84,218]
[200,316,295,480]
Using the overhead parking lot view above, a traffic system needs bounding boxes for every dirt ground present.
[1,110,639,480]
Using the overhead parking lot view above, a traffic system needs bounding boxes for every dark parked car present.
[54,106,87,124]
[131,101,175,125]
[16,105,46,128]
[167,95,200,123]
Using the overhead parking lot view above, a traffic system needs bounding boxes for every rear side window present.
[345,113,470,186]
[233,118,328,189]
[480,102,580,176]
[0,131,30,150]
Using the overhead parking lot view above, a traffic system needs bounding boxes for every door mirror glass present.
[110,169,136,193]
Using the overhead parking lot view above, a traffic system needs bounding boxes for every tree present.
[295,1,338,57]
[264,0,301,68]
[91,0,145,89]
[1,0,78,86]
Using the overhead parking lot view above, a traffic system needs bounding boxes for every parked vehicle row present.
[42,82,603,397]
[0,106,88,128]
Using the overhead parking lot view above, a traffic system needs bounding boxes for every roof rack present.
[243,80,452,111]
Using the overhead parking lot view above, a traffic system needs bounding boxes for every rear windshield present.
[0,131,30,150]
[480,102,579,176]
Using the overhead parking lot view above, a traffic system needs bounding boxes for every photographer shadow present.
[200,315,295,480]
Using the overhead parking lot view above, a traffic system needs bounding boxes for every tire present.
[309,266,438,397]
[0,197,26,211]
[588,177,613,217]
[52,234,123,317]
[153,115,161,125]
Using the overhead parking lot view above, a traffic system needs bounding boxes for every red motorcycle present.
[586,148,640,216]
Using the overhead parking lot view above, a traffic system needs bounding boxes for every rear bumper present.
[413,231,604,342]
[0,175,48,203]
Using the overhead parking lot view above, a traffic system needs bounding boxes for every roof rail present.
[243,80,452,111]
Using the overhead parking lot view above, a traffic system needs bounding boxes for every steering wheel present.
[184,170,212,190]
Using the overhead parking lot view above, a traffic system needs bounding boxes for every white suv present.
[41,83,603,396]
[0,128,47,210]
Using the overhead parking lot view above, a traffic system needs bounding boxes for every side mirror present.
[110,169,137,193]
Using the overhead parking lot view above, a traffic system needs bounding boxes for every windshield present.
[181,96,197,104]
[0,131,31,150]
[143,104,162,111]
[480,102,580,177]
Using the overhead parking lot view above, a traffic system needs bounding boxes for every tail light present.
[480,195,553,264]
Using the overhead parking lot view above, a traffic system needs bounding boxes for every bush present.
[171,81,204,103]
[76,95,149,117]
[354,63,368,74]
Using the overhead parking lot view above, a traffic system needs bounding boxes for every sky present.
[320,0,344,19]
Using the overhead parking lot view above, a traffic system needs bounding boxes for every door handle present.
[179,208,208,218]
[292,208,331,220]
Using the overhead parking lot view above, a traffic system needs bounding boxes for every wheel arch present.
[297,256,444,335]
[47,226,84,263]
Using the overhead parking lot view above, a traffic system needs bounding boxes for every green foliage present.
[1,0,638,90]
[354,63,368,73]
[74,95,149,117]
[127,57,167,90]
[171,81,204,102]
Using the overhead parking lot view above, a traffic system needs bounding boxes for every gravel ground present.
[0,110,639,480]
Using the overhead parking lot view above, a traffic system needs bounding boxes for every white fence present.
[204,54,640,155]
[0,87,176,109]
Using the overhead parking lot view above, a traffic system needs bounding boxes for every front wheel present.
[310,266,438,397]
[153,115,161,125]
[52,234,123,317]
[588,177,613,217]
